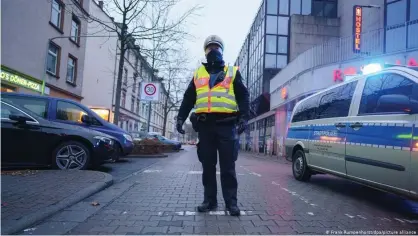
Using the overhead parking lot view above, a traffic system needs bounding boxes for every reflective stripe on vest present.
[193,65,238,114]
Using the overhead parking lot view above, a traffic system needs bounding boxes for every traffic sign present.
[140,82,160,101]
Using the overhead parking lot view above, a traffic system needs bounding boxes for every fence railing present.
[270,20,418,95]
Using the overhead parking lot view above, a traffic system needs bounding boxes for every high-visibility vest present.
[193,65,238,114]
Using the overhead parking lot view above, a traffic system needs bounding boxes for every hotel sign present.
[0,70,42,93]
[353,6,362,53]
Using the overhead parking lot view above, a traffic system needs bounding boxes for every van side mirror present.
[81,114,92,124]
[376,94,418,114]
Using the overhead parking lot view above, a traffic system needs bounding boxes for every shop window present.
[66,55,77,84]
[359,73,417,115]
[266,15,278,34]
[0,84,16,93]
[50,0,64,31]
[290,0,301,15]
[278,16,289,35]
[301,0,312,14]
[70,15,81,44]
[316,81,357,119]
[47,42,61,76]
[279,0,289,15]
[2,96,48,118]
[267,0,278,14]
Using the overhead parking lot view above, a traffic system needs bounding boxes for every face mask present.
[206,49,223,63]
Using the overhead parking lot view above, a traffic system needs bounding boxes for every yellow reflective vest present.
[193,65,238,114]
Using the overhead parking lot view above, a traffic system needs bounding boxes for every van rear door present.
[346,71,417,192]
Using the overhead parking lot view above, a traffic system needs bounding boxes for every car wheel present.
[53,141,91,170]
[110,143,122,162]
[292,149,311,181]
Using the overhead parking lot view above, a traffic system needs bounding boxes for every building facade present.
[1,0,90,101]
[239,0,418,155]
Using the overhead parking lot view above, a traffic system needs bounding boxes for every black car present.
[1,100,116,170]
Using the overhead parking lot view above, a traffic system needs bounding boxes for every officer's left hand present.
[237,118,247,135]
[176,119,185,134]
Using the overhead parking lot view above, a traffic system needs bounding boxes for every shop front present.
[0,67,46,95]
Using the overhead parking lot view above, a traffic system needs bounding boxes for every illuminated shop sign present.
[353,6,362,53]
[281,87,288,99]
[0,70,42,92]
[333,58,418,82]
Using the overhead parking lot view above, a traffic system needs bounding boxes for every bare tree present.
[85,0,201,125]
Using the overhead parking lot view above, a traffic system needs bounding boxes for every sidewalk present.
[1,170,113,235]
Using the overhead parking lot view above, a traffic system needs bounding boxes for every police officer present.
[176,35,250,216]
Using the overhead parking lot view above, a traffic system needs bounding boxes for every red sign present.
[332,58,418,82]
[353,6,362,52]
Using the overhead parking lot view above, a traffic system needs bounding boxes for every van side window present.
[291,96,319,122]
[2,96,48,118]
[316,81,358,119]
[359,73,417,115]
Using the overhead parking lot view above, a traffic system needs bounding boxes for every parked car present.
[147,132,182,150]
[285,65,418,200]
[1,93,134,161]
[130,131,149,142]
[1,100,116,170]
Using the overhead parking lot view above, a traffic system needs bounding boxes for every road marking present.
[403,219,418,224]
[174,211,247,216]
[271,181,315,206]
[307,212,314,215]
[157,212,163,216]
[188,171,202,174]
[143,169,162,173]
[209,211,226,215]
[185,211,196,216]
[175,211,184,216]
[357,215,367,219]
[345,214,355,218]
[240,166,262,177]
[394,218,405,223]
[23,228,36,232]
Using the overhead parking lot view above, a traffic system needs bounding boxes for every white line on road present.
[173,211,247,216]
[143,169,162,173]
[345,214,355,218]
[357,215,367,219]
[403,219,418,224]
[271,181,316,206]
[240,166,262,177]
[394,218,405,223]
[307,212,315,215]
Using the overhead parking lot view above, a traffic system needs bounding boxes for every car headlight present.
[123,134,133,142]
[94,136,114,145]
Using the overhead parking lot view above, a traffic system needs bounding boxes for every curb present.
[2,171,113,235]
[128,154,168,158]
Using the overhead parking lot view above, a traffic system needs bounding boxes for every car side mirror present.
[9,114,31,123]
[376,94,417,114]
[81,114,92,124]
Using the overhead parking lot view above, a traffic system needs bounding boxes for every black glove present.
[189,112,199,132]
[176,119,185,134]
[237,117,248,135]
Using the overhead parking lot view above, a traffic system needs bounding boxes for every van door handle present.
[334,123,346,128]
[349,122,363,129]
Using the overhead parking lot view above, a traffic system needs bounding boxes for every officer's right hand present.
[176,119,185,134]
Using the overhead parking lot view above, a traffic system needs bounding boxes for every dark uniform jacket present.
[177,61,250,122]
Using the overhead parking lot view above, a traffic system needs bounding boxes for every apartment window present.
[290,0,301,15]
[121,91,126,108]
[46,42,60,76]
[70,16,80,44]
[267,0,278,15]
[132,75,137,93]
[66,55,77,84]
[278,36,288,53]
[131,96,135,111]
[279,0,289,15]
[136,99,140,114]
[50,0,64,30]
[123,68,128,85]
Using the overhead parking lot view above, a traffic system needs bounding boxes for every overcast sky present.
[174,0,263,68]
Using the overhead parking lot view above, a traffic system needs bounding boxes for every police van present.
[285,65,418,200]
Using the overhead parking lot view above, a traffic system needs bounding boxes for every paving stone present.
[109,220,137,226]
[193,226,220,234]
[268,226,297,234]
[243,226,271,234]
[167,226,194,234]
[205,220,231,226]
[127,215,151,221]
[114,226,144,234]
[141,226,169,234]
[252,220,277,226]
[158,220,183,227]
[88,226,118,233]
[172,216,195,221]
[133,220,159,227]
[149,215,173,221]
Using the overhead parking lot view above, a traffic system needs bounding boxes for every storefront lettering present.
[333,58,418,82]
[353,6,362,52]
[0,71,42,92]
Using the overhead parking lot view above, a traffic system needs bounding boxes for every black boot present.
[226,205,240,216]
[197,201,218,212]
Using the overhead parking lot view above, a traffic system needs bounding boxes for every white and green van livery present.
[285,66,418,200]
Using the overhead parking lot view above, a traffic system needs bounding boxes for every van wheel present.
[292,149,311,181]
